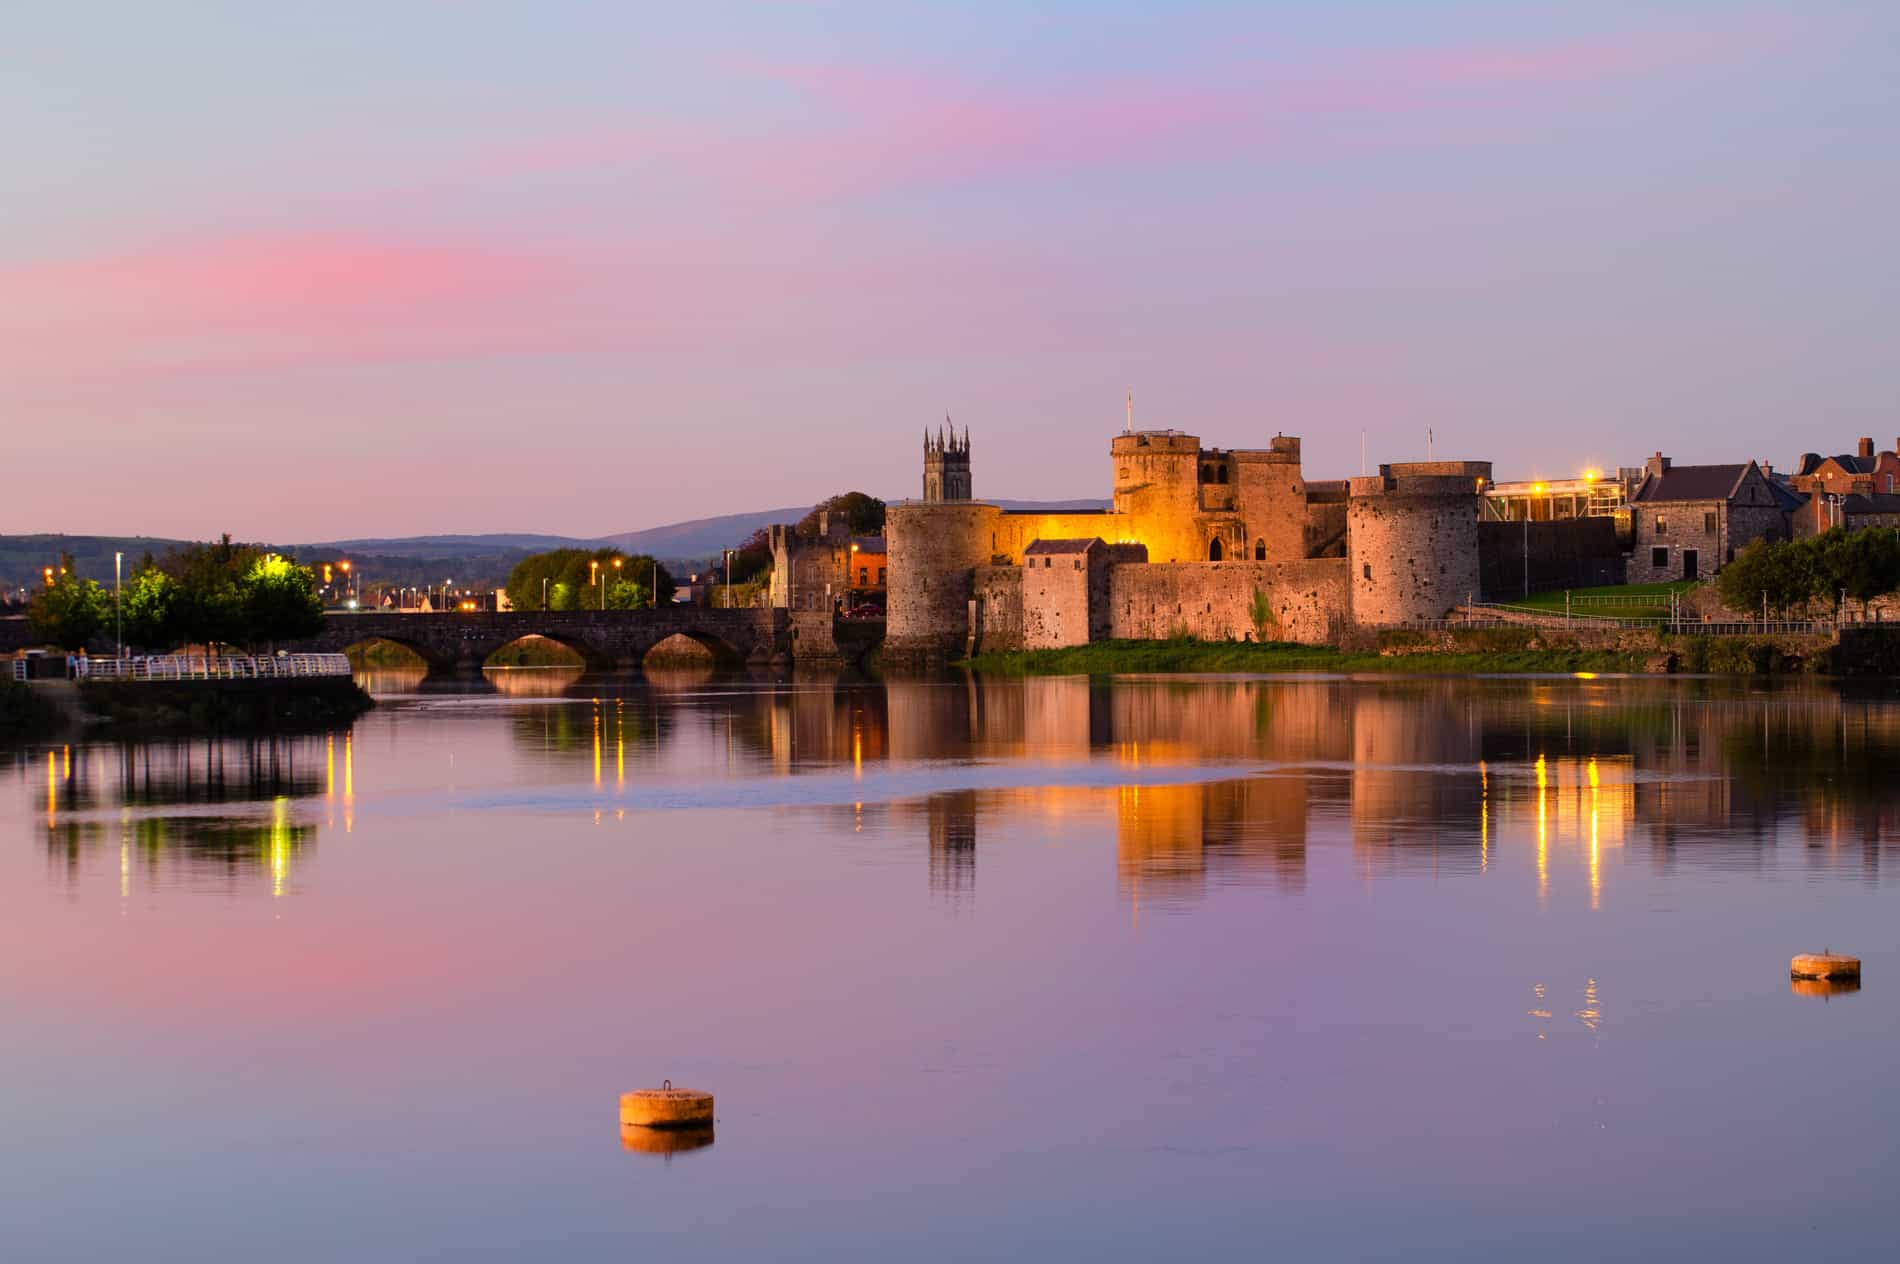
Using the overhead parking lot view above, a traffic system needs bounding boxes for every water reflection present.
[15,674,1900,907]
[31,731,336,894]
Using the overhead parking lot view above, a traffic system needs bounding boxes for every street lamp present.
[542,576,549,611]
[114,551,123,663]
[610,556,622,610]
[723,549,735,608]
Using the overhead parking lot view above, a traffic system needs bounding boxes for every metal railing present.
[8,659,23,683]
[75,653,354,682]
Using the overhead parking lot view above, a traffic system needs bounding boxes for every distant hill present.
[594,508,811,565]
[0,499,1114,592]
[304,533,591,561]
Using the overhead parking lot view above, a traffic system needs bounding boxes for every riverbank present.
[2,676,373,738]
[961,625,1860,676]
[0,680,65,739]
[963,638,1650,676]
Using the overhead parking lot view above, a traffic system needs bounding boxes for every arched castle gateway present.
[883,425,1490,661]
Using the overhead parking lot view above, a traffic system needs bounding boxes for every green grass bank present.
[962,636,1652,677]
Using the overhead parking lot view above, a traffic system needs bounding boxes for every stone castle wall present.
[1347,468,1487,625]
[885,501,1001,661]
[1108,559,1349,644]
[972,566,1025,654]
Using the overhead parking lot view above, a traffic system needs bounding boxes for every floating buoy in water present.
[620,1081,714,1130]
[1792,976,1861,998]
[1791,953,1861,981]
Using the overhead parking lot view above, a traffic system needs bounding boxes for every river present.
[4,668,1898,1260]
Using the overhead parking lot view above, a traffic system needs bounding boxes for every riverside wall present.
[1107,559,1349,644]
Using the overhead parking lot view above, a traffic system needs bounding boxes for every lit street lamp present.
[723,549,735,608]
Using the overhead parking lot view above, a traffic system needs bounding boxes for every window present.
[1201,465,1213,482]
[1254,539,1266,561]
[1704,511,1717,534]
[858,568,867,585]
[1217,466,1228,485]
[1363,563,1372,581]
[1208,539,1224,561]
[877,567,886,585]
[1651,547,1668,568]
[1655,516,1667,535]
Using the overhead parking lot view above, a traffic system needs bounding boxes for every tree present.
[505,549,675,612]
[722,528,774,586]
[120,565,178,650]
[165,536,254,649]
[27,557,110,650]
[1840,529,1900,610]
[242,553,324,646]
[796,491,885,538]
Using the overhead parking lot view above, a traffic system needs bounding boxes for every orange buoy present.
[620,1080,714,1130]
[1791,953,1860,981]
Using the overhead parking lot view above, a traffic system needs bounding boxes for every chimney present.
[1645,451,1671,478]
[1859,436,1875,459]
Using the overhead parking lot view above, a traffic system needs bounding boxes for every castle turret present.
[924,421,973,502]
[1347,461,1491,625]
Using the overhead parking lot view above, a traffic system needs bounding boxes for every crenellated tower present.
[923,420,973,502]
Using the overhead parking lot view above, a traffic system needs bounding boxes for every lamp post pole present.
[723,550,734,608]
[542,577,549,611]
[114,551,123,663]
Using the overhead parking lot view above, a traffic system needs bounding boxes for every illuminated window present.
[1655,515,1667,535]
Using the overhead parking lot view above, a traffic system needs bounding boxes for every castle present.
[881,423,1492,660]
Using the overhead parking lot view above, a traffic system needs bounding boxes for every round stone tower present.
[1347,461,1492,625]
[885,500,1002,663]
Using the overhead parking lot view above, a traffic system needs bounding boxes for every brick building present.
[1791,438,1900,498]
[1625,453,1795,583]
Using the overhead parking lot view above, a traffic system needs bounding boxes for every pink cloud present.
[0,232,582,382]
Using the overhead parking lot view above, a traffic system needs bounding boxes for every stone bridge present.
[291,608,793,675]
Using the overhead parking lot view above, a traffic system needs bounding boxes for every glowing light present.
[1533,483,1547,494]
[1582,468,1600,483]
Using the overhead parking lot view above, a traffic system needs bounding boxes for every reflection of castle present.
[884,424,1492,660]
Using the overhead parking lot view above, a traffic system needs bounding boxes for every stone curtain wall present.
[972,566,1025,654]
[1107,559,1349,644]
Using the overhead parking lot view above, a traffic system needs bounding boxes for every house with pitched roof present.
[1791,438,1900,499]
[1626,453,1797,583]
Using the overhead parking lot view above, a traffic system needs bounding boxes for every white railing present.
[75,653,354,682]
[8,659,24,683]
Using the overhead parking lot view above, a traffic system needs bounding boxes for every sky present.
[3,0,1896,542]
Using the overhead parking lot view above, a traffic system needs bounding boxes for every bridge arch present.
[640,629,744,669]
[340,635,455,675]
[482,633,591,670]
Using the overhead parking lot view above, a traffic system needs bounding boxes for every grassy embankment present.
[964,632,1650,676]
[1502,581,1698,621]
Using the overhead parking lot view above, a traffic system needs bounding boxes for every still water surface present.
[5,668,1900,1260]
